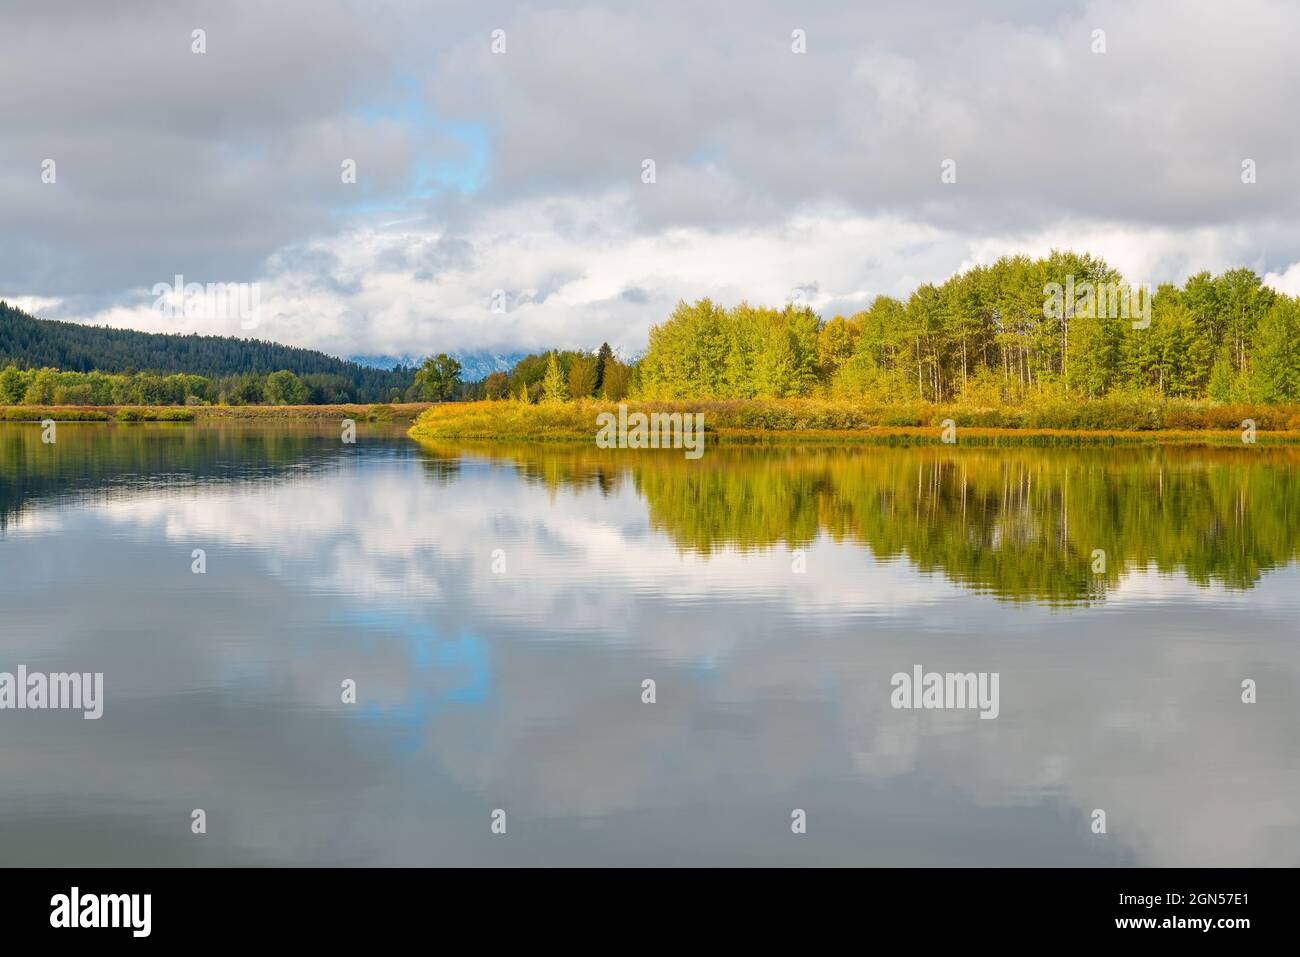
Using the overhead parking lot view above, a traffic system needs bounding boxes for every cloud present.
[1264,261,1300,296]
[4,0,1300,356]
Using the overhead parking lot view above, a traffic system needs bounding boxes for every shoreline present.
[5,400,1300,446]
[410,426,1300,447]
[0,403,431,423]
[407,399,1300,447]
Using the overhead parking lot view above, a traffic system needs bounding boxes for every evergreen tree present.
[594,342,614,392]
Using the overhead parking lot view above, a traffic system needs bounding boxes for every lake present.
[1,422,1297,865]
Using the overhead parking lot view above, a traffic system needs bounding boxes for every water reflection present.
[0,424,1297,866]
[420,440,1300,603]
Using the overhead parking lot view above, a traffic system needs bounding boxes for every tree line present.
[633,252,1300,404]
[465,344,634,404]
[9,250,1300,408]
[0,301,415,401]
[0,366,367,406]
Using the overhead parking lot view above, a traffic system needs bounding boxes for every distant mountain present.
[348,353,421,371]
[449,350,529,381]
[0,301,414,401]
[349,349,528,382]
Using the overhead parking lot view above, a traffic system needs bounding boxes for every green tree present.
[0,300,415,402]
[816,315,860,377]
[1250,298,1300,402]
[0,365,24,404]
[1217,269,1274,373]
[1064,307,1121,398]
[230,374,265,405]
[638,299,730,398]
[1171,306,1211,396]
[264,370,309,405]
[1207,349,1236,402]
[22,368,59,404]
[415,354,463,402]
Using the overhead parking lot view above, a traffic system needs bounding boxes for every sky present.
[3,0,1300,361]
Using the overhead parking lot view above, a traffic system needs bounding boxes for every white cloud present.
[6,0,1300,357]
[1264,261,1300,295]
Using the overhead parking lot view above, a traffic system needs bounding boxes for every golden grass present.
[409,398,1300,446]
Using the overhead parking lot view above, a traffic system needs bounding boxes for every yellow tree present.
[541,351,569,403]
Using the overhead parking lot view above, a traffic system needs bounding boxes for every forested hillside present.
[0,301,414,401]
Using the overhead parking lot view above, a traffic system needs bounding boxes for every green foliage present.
[816,316,860,376]
[638,299,822,399]
[0,364,25,404]
[1207,349,1237,402]
[0,364,216,405]
[624,255,1289,406]
[0,300,413,400]
[0,362,384,409]
[414,354,463,402]
[6,252,1296,412]
[1250,298,1300,402]
[264,370,309,405]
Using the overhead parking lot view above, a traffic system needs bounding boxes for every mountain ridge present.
[349,350,528,381]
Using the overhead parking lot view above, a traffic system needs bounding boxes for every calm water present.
[1,422,1298,866]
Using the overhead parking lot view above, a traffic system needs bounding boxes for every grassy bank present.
[408,398,1300,446]
[0,403,431,423]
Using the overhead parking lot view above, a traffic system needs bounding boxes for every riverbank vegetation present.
[413,252,1300,441]
[408,396,1300,444]
[0,364,382,407]
[0,402,428,423]
[10,252,1300,428]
